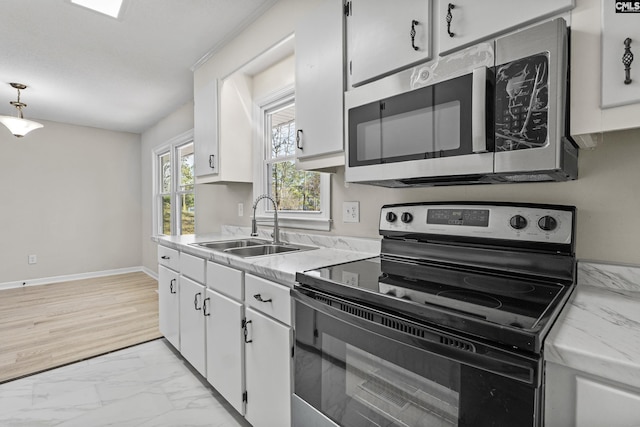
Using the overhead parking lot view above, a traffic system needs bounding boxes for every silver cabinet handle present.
[203,297,210,316]
[169,279,177,294]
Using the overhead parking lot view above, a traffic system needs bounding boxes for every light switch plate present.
[343,201,360,223]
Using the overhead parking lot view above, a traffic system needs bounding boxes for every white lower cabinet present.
[179,276,206,376]
[545,361,640,426]
[244,274,292,427]
[158,265,180,350]
[205,288,245,415]
[244,307,292,427]
[158,248,294,426]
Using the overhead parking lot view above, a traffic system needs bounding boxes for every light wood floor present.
[0,272,161,383]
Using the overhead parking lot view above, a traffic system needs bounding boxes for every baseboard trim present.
[0,266,156,291]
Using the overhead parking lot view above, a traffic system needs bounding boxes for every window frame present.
[253,85,331,231]
[152,129,196,237]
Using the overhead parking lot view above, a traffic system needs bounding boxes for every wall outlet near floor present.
[28,254,37,265]
[238,203,244,217]
[343,201,360,223]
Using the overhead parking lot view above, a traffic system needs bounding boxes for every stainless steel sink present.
[191,239,317,258]
[224,243,317,258]
[192,238,270,251]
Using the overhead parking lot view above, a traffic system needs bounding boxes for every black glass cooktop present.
[299,256,569,351]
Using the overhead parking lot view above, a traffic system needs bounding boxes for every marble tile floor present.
[0,339,252,427]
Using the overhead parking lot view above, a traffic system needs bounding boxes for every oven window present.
[322,335,460,427]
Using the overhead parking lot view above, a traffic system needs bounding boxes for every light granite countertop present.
[154,226,381,287]
[545,261,640,390]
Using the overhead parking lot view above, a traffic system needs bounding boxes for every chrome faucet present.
[251,194,281,245]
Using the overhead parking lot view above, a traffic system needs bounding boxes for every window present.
[153,130,195,236]
[255,89,330,231]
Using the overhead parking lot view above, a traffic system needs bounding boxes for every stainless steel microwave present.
[344,18,578,187]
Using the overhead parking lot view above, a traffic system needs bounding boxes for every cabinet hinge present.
[242,391,248,403]
[344,1,351,16]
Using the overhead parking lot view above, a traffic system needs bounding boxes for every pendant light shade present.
[0,83,44,138]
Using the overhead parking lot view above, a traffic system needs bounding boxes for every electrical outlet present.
[238,203,244,217]
[28,254,37,265]
[343,201,360,223]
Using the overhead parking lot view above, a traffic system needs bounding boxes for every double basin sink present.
[192,238,317,258]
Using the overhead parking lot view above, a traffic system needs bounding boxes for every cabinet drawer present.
[245,274,291,326]
[180,252,206,283]
[206,262,244,300]
[158,246,180,271]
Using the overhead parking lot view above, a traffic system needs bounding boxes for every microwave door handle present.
[471,67,488,153]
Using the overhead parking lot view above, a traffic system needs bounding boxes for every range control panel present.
[380,203,574,245]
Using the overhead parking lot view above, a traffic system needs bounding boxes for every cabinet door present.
[602,4,640,108]
[179,276,206,376]
[244,307,292,427]
[347,0,432,86]
[194,79,219,177]
[158,265,180,350]
[437,0,574,56]
[295,0,344,161]
[205,289,245,415]
[575,376,640,427]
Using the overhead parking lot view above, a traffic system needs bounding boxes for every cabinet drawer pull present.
[194,292,202,310]
[209,154,215,169]
[253,293,273,303]
[243,319,253,343]
[170,279,177,294]
[203,297,211,316]
[410,20,420,51]
[296,129,303,150]
[623,38,634,85]
[446,3,455,38]
[161,255,170,260]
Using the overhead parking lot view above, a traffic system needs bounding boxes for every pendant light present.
[0,83,44,137]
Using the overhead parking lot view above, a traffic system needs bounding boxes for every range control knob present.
[401,212,413,223]
[538,215,558,231]
[509,215,528,230]
[386,211,398,223]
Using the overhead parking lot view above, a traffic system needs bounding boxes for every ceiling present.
[0,0,278,134]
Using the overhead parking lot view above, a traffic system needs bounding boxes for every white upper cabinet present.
[570,0,640,146]
[437,0,574,56]
[194,79,219,178]
[347,0,432,87]
[601,3,640,108]
[194,75,253,183]
[295,0,345,171]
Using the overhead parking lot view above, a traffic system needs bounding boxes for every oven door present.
[292,287,542,427]
[345,67,494,184]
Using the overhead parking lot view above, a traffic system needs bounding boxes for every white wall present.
[0,120,142,285]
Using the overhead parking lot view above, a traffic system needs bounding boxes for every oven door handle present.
[292,286,540,387]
